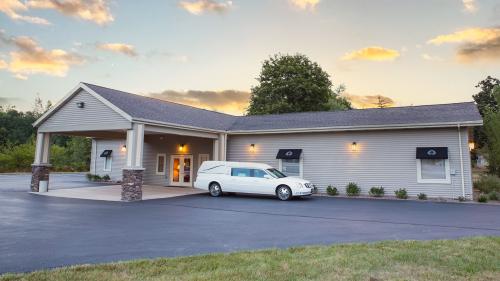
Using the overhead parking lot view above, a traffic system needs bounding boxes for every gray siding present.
[38,90,131,132]
[227,128,473,199]
[92,135,213,185]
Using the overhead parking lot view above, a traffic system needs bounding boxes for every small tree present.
[483,86,500,176]
[375,95,393,108]
[472,76,499,148]
[248,53,351,115]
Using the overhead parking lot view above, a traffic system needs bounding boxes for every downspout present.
[457,124,465,198]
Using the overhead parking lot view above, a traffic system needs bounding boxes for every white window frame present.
[103,156,112,172]
[278,156,303,178]
[416,159,451,184]
[156,153,166,175]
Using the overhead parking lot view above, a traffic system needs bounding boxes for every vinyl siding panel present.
[93,139,127,180]
[38,90,131,132]
[227,128,473,199]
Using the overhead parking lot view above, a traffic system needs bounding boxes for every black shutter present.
[100,150,112,157]
[276,149,302,159]
[416,147,448,159]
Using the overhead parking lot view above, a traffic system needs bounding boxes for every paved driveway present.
[0,173,110,192]
[1,178,499,274]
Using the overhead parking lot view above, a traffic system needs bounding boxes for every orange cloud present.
[179,0,232,15]
[344,94,396,109]
[290,0,320,11]
[27,0,114,25]
[149,89,250,115]
[427,27,500,45]
[0,0,50,25]
[97,43,138,57]
[341,46,400,61]
[0,59,7,69]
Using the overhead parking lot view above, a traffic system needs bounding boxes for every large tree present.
[472,76,500,148]
[483,86,500,176]
[247,54,351,115]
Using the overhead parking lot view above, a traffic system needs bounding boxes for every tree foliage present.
[247,53,351,115]
[472,76,499,148]
[483,86,500,176]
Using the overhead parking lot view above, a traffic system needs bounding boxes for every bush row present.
[325,183,416,199]
[86,173,111,182]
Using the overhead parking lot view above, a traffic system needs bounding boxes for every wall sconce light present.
[468,141,475,151]
[351,142,357,152]
[76,101,85,108]
[121,145,127,152]
[178,144,185,152]
[250,144,255,152]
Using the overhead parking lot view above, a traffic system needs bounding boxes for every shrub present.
[91,174,102,181]
[458,196,466,202]
[488,191,499,201]
[394,188,408,199]
[86,173,93,181]
[102,174,111,181]
[369,186,385,197]
[326,185,338,196]
[417,193,427,200]
[345,182,360,196]
[474,175,500,193]
[478,194,488,203]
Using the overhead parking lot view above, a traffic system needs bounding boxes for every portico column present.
[31,132,51,192]
[218,133,227,161]
[121,123,145,202]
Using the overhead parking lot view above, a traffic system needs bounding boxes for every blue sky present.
[0,0,499,114]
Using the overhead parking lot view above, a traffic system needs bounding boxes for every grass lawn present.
[1,237,499,281]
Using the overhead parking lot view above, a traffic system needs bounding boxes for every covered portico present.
[31,82,229,202]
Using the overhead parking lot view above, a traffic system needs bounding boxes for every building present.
[31,82,483,201]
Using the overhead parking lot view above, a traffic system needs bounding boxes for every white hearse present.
[194,161,314,200]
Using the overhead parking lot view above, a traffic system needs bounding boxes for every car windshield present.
[267,168,287,178]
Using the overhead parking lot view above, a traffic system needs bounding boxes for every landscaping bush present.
[369,186,384,197]
[458,196,466,202]
[91,174,102,181]
[488,191,499,201]
[394,188,408,199]
[417,193,427,200]
[478,194,488,203]
[345,182,360,196]
[326,185,338,196]
[102,174,111,181]
[86,173,93,181]
[474,174,500,193]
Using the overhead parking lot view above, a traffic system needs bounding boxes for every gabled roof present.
[34,82,483,133]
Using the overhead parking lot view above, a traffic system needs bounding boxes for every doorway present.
[170,155,193,187]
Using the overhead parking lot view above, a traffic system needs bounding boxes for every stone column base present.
[31,164,51,192]
[122,169,144,202]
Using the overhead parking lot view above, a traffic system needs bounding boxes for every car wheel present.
[276,185,292,201]
[209,182,222,197]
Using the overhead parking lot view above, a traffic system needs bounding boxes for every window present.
[267,168,287,178]
[103,156,112,172]
[279,158,302,177]
[156,154,166,175]
[417,159,451,184]
[231,168,251,177]
[252,169,268,178]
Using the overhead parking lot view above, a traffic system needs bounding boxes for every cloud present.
[0,32,84,79]
[289,0,320,11]
[428,27,500,63]
[148,89,250,115]
[27,0,114,25]
[341,46,400,61]
[0,59,7,69]
[179,0,232,15]
[0,0,50,25]
[421,53,444,62]
[344,94,395,109]
[462,0,477,13]
[97,43,137,57]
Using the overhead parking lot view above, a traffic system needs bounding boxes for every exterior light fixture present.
[121,145,127,152]
[178,144,185,152]
[76,101,85,108]
[250,144,255,152]
[468,141,475,151]
[351,142,357,151]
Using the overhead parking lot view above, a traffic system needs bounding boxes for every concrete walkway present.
[33,185,205,201]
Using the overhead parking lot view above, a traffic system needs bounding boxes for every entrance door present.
[170,155,193,187]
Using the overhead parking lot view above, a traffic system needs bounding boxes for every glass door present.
[170,155,193,187]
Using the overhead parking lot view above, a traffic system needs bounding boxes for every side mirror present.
[264,174,272,179]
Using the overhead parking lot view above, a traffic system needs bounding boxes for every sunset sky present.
[0,0,499,115]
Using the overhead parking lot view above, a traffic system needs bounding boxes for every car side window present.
[252,169,268,178]
[231,168,251,177]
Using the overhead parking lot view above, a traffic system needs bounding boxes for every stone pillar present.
[31,165,51,192]
[121,169,144,201]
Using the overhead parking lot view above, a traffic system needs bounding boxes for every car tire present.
[209,182,222,197]
[276,185,292,201]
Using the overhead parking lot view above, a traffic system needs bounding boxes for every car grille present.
[305,183,313,189]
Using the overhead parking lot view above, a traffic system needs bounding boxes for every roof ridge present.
[81,82,238,118]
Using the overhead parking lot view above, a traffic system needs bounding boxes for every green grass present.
[2,237,499,281]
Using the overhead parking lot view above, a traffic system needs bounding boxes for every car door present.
[229,168,253,193]
[250,169,276,195]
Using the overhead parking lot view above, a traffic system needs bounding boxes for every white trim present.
[156,153,166,175]
[169,154,194,187]
[198,153,210,169]
[458,125,466,197]
[279,156,303,178]
[416,159,451,184]
[103,155,112,172]
[134,118,225,134]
